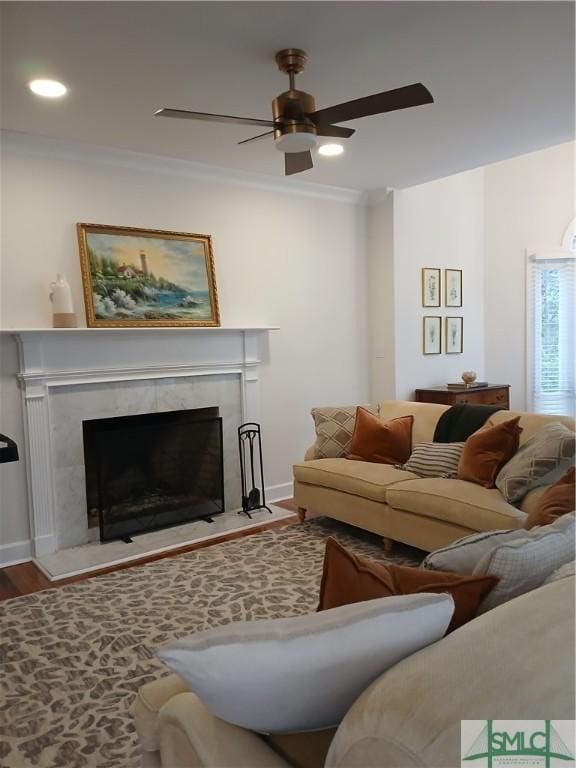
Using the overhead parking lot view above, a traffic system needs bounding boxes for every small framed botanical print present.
[423,316,442,354]
[446,316,463,354]
[445,269,462,307]
[422,268,441,307]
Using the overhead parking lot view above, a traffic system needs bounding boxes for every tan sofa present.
[293,401,575,552]
[135,574,575,767]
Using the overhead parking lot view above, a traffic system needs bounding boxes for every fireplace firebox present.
[83,407,224,543]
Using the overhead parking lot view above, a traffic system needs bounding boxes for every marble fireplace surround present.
[9,327,278,557]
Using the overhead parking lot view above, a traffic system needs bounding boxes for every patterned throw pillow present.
[310,405,378,459]
[473,514,575,613]
[422,528,528,574]
[496,422,575,505]
[402,442,465,478]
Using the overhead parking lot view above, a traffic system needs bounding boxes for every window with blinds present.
[527,255,575,416]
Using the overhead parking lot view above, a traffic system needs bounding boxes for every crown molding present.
[361,187,395,206]
[1,130,364,205]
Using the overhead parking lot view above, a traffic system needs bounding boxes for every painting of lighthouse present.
[77,223,220,327]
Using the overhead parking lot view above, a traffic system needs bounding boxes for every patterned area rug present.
[0,518,422,768]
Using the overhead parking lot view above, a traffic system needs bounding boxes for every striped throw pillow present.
[403,442,465,478]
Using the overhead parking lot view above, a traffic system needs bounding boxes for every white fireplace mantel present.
[3,326,278,557]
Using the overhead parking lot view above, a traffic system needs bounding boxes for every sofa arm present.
[158,692,291,768]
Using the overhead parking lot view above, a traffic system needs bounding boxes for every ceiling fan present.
[155,49,433,177]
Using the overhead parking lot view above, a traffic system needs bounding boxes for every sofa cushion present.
[495,422,575,504]
[325,577,575,768]
[318,537,498,632]
[310,405,379,459]
[157,593,454,734]
[347,409,413,464]
[474,514,575,613]
[458,416,522,488]
[421,528,529,574]
[524,467,575,529]
[386,477,526,531]
[402,441,464,478]
[487,409,575,446]
[293,459,418,503]
[378,400,449,446]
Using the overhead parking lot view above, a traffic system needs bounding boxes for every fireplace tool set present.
[0,433,19,464]
[238,423,272,517]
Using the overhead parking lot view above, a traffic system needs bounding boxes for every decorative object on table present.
[77,223,220,327]
[460,370,477,387]
[444,269,462,307]
[414,384,510,408]
[423,316,441,354]
[447,380,488,389]
[0,433,19,463]
[50,274,77,328]
[445,317,463,354]
[421,268,441,307]
[238,422,272,517]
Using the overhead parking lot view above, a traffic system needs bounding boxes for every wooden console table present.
[414,384,510,408]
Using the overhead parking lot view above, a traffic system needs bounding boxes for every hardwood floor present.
[0,499,300,602]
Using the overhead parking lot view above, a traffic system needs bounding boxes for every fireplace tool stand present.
[0,433,19,464]
[238,422,272,518]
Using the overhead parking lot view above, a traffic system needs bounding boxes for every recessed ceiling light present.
[29,79,67,98]
[318,143,344,157]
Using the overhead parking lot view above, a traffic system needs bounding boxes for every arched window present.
[527,220,576,416]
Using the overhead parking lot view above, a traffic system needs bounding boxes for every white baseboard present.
[0,538,32,567]
[265,481,294,504]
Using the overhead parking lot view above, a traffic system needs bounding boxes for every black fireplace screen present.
[83,407,224,543]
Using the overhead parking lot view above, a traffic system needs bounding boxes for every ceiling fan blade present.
[285,151,313,176]
[238,130,275,146]
[311,83,433,126]
[155,108,275,128]
[315,124,355,139]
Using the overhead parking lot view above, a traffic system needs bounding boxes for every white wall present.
[366,192,396,402]
[484,142,575,410]
[0,132,368,554]
[393,169,486,400]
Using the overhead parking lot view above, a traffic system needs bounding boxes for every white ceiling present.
[1,2,573,191]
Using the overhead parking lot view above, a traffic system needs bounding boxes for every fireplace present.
[83,407,224,543]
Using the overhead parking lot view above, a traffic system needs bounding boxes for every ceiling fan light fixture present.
[274,131,317,154]
[318,143,344,157]
[29,78,67,98]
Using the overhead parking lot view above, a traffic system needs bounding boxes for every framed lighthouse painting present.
[77,223,220,328]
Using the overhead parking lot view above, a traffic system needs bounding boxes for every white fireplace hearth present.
[5,327,278,557]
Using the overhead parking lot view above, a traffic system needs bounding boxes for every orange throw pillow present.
[347,408,413,465]
[524,467,575,530]
[318,538,499,633]
[458,416,522,488]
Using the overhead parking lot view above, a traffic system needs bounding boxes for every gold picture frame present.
[421,267,441,307]
[445,268,462,307]
[77,223,220,328]
[446,316,463,354]
[423,316,442,354]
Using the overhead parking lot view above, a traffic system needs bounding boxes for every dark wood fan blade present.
[155,108,275,128]
[311,83,433,126]
[316,125,355,139]
[285,151,313,176]
[238,130,275,145]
